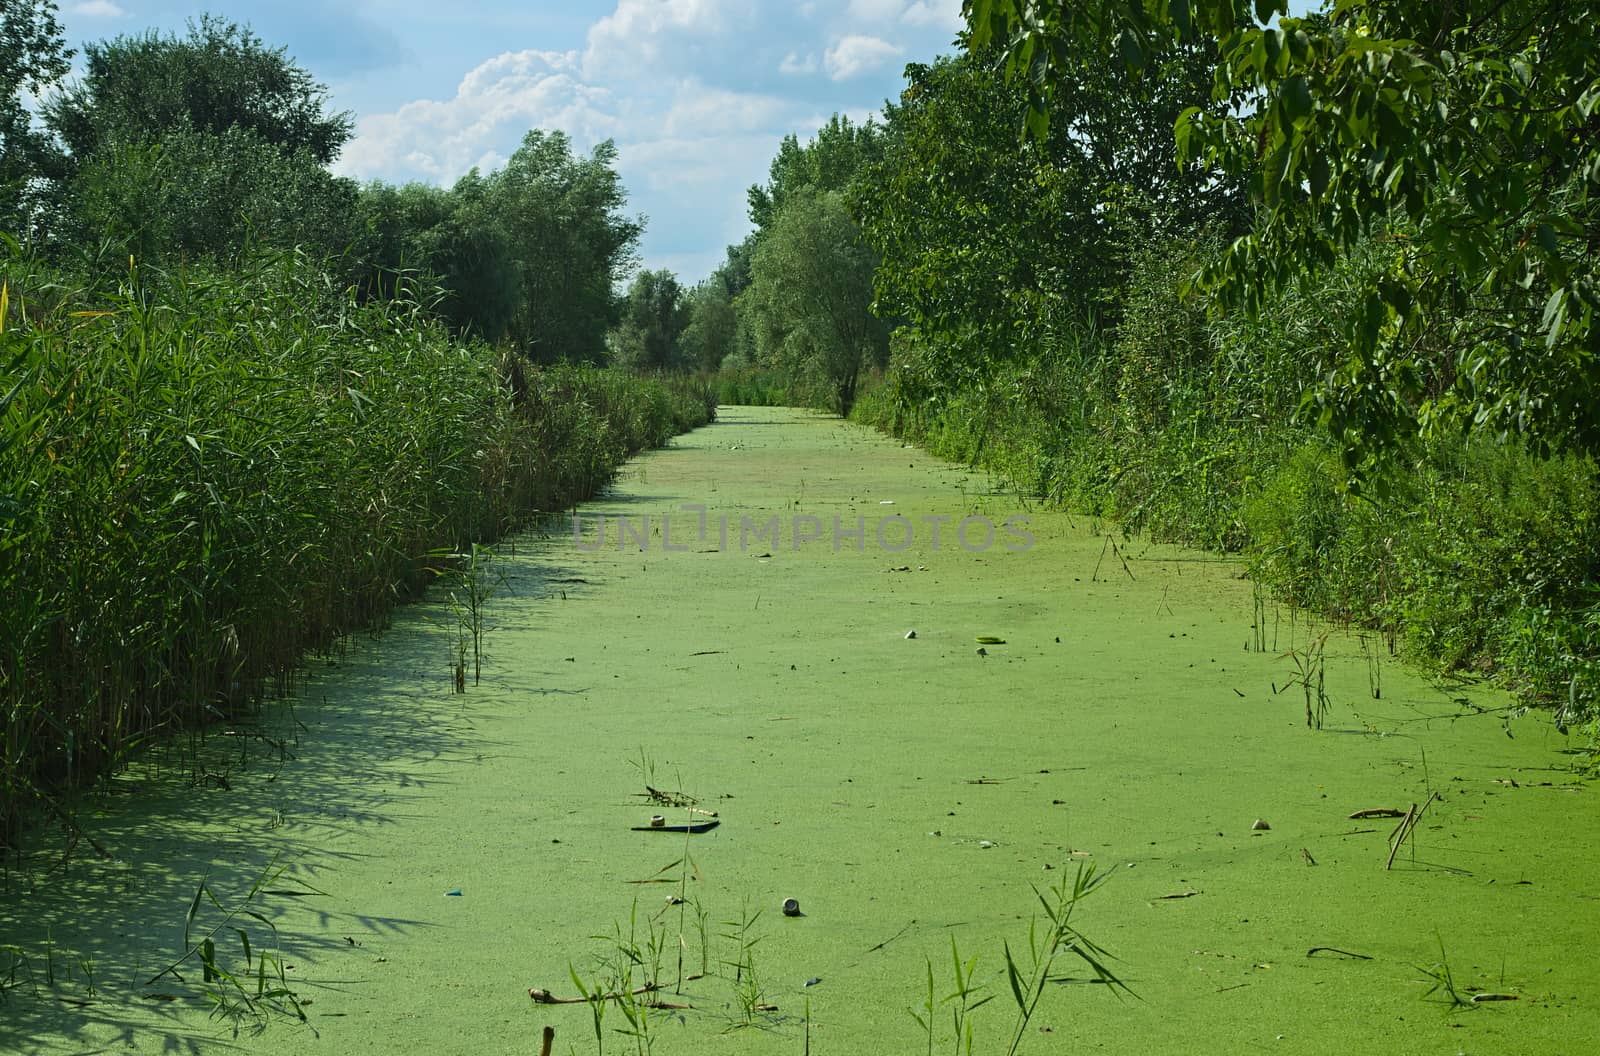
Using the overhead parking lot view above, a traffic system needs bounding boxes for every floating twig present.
[1307,947,1372,960]
[631,819,720,834]
[1350,808,1406,819]
[864,921,913,954]
[528,982,690,1009]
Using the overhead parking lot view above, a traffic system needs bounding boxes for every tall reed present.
[0,248,713,849]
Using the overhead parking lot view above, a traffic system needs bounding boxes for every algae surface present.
[3,406,1595,1054]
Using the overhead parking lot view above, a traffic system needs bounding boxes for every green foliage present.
[1246,435,1600,713]
[679,283,735,373]
[970,0,1600,481]
[748,114,886,233]
[354,178,517,342]
[483,131,642,363]
[742,188,887,415]
[0,0,72,234]
[353,134,640,357]
[857,44,1240,404]
[858,222,1600,731]
[44,15,351,167]
[613,268,687,371]
[735,117,888,404]
[68,126,359,267]
[707,365,805,407]
[0,249,712,849]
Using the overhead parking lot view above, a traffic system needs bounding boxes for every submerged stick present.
[1385,792,1439,870]
[1385,803,1418,870]
[539,1025,554,1056]
[528,982,691,1009]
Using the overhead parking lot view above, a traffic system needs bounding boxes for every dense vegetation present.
[710,1,1600,746]
[0,7,713,848]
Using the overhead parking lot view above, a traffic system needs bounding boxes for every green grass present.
[0,249,714,850]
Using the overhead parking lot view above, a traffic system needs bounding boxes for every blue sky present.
[54,1,967,284]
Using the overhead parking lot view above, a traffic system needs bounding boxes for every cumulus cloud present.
[334,0,966,280]
[583,0,750,81]
[901,0,964,30]
[335,50,619,183]
[661,82,793,137]
[67,0,124,16]
[779,51,819,75]
[824,35,903,80]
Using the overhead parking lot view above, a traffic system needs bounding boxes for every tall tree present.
[968,0,1600,481]
[857,45,1237,401]
[681,280,740,372]
[45,16,351,168]
[748,114,886,233]
[0,0,71,234]
[355,177,520,341]
[42,16,357,265]
[743,189,888,415]
[613,268,687,370]
[485,131,641,363]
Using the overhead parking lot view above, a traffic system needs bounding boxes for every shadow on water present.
[0,569,568,1053]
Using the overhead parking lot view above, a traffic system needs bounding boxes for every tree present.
[748,114,887,232]
[680,280,740,372]
[45,16,351,168]
[40,15,357,266]
[967,0,1600,481]
[70,126,359,265]
[355,177,520,341]
[856,45,1237,402]
[0,0,71,234]
[484,131,642,363]
[743,189,888,414]
[613,268,686,370]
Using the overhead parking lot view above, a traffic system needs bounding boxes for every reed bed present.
[0,251,714,849]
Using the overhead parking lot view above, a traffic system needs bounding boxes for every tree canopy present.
[744,188,888,414]
[967,0,1600,480]
[0,0,71,232]
[613,268,687,370]
[45,16,351,167]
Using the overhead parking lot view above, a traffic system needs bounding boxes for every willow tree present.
[742,189,888,415]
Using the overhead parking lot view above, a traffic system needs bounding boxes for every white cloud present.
[779,51,819,75]
[335,50,619,184]
[848,0,907,20]
[583,0,747,81]
[67,0,125,16]
[661,83,792,137]
[823,35,903,80]
[901,0,963,30]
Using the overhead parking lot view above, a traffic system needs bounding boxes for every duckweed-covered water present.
[3,406,1594,1054]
